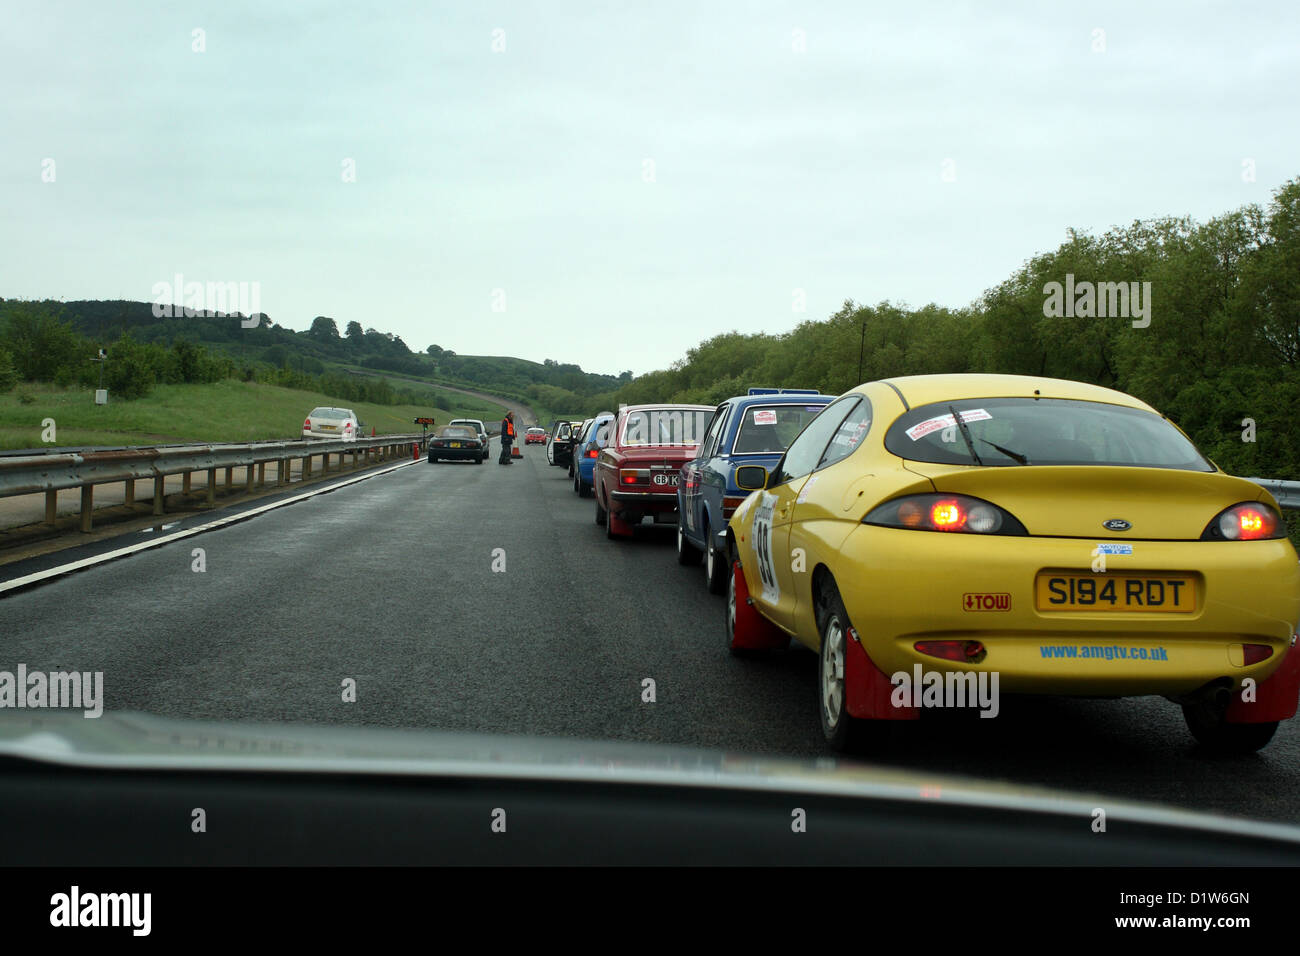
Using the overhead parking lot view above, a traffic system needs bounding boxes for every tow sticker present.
[1095,543,1133,555]
[905,408,992,441]
[752,409,778,425]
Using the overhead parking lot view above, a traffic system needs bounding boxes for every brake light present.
[1202,502,1282,540]
[865,494,1027,535]
[303,419,311,429]
[620,469,649,485]
[586,448,599,458]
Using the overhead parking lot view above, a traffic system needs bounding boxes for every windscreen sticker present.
[752,409,778,425]
[905,408,992,441]
[796,475,819,504]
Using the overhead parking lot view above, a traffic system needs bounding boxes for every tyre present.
[677,524,701,565]
[815,577,867,752]
[578,479,592,498]
[595,487,607,526]
[1182,696,1279,754]
[703,520,726,594]
[475,456,483,465]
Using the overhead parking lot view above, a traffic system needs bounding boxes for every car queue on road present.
[539,376,1300,757]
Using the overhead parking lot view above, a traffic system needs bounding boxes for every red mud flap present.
[729,561,789,651]
[1226,639,1300,724]
[845,628,918,721]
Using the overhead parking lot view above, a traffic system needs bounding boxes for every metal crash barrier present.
[0,435,422,533]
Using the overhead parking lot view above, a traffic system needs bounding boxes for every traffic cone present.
[511,444,522,458]
[413,443,419,460]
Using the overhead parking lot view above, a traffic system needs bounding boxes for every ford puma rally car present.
[725,374,1300,754]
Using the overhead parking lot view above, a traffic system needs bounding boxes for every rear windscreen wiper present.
[978,438,1029,465]
[948,405,982,466]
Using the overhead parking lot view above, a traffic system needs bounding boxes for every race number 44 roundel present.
[752,492,780,604]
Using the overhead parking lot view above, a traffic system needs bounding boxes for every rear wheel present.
[816,577,866,753]
[677,525,702,565]
[1182,697,1279,754]
[595,486,607,526]
[703,520,726,594]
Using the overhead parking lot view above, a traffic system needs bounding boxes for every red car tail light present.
[586,448,599,458]
[303,419,312,430]
[865,494,1027,536]
[1202,502,1282,540]
[620,469,649,485]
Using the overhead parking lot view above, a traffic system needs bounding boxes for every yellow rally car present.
[725,374,1300,753]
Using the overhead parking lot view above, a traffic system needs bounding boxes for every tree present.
[309,316,340,342]
[345,321,364,347]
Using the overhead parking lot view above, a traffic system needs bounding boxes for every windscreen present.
[884,398,1215,471]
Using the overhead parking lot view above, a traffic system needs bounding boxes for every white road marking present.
[0,459,417,596]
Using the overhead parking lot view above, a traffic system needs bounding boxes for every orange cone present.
[413,443,419,460]
[511,444,522,458]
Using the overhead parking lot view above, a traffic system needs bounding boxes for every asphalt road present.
[3,439,1299,824]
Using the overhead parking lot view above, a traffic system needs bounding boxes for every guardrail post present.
[80,485,93,533]
[45,490,57,524]
[124,479,135,507]
[304,454,313,479]
[322,453,330,475]
[224,466,233,490]
[244,466,254,493]
[280,458,289,485]
[182,471,192,494]
[206,469,216,507]
[257,462,266,487]
[153,477,165,515]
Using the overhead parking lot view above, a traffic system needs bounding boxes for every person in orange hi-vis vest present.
[498,410,516,464]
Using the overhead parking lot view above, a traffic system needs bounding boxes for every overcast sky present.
[3,1,1298,376]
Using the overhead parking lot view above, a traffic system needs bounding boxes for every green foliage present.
[0,347,16,393]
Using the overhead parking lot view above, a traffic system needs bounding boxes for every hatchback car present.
[525,427,547,445]
[724,373,1300,755]
[573,413,615,497]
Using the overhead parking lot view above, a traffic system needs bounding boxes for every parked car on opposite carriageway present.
[427,424,485,464]
[303,407,362,442]
[595,404,714,539]
[723,373,1300,756]
[678,389,835,593]
[572,412,615,497]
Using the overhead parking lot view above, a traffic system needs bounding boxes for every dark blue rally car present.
[676,388,835,593]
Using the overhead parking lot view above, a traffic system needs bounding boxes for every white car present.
[302,406,361,442]
[448,419,490,461]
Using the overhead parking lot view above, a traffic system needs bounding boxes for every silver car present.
[302,406,360,442]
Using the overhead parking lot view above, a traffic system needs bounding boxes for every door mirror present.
[734,465,769,491]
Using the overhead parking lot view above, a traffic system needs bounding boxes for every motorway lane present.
[3,441,1300,823]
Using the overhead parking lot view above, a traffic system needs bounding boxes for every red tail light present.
[303,419,311,429]
[867,494,1027,535]
[586,448,599,458]
[1202,502,1282,540]
[620,469,648,485]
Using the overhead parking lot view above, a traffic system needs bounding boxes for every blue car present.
[572,412,615,497]
[677,389,835,593]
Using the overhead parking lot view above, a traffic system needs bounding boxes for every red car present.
[524,427,547,445]
[594,404,714,539]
